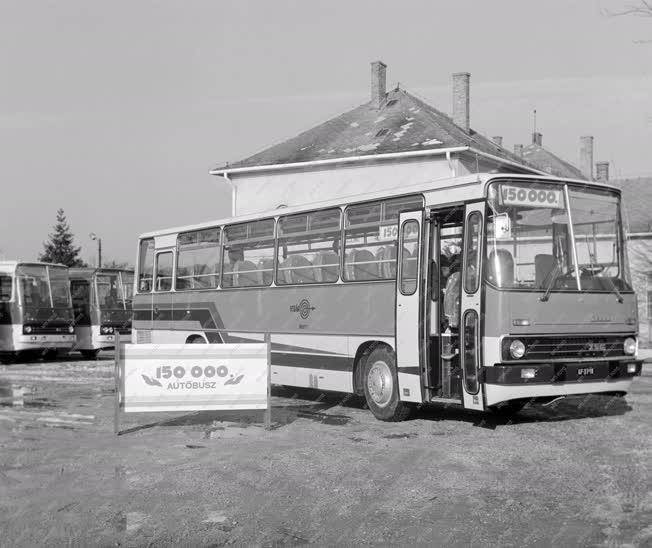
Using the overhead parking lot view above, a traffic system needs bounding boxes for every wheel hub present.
[367,360,393,407]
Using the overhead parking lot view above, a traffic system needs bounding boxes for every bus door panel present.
[460,203,485,411]
[424,213,439,394]
[396,210,425,403]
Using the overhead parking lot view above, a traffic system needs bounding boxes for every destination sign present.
[500,185,564,209]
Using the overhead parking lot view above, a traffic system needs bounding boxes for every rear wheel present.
[80,349,100,360]
[362,346,411,422]
[188,335,206,344]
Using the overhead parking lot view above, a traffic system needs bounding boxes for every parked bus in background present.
[132,173,643,421]
[69,268,134,359]
[0,261,75,363]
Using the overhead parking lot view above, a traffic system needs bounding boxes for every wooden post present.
[114,332,121,435]
[264,332,272,430]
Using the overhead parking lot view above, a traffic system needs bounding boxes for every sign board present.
[118,343,269,413]
[376,222,419,242]
[500,185,564,209]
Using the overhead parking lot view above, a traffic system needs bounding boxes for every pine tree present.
[39,209,86,267]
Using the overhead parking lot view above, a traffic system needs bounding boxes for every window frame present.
[154,250,175,293]
[398,219,420,296]
[221,218,276,289]
[0,273,14,302]
[342,194,424,283]
[137,238,155,294]
[176,227,222,292]
[276,207,343,286]
[463,210,483,294]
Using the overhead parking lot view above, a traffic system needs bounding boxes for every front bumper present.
[17,334,76,349]
[483,360,643,385]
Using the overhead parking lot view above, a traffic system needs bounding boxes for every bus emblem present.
[290,299,316,320]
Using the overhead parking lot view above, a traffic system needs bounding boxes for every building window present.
[277,208,341,285]
[177,228,221,290]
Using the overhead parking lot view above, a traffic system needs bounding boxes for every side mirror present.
[430,260,439,301]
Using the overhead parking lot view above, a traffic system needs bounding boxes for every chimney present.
[532,132,543,146]
[596,161,609,182]
[580,136,594,180]
[371,61,387,109]
[452,72,470,132]
[514,144,524,157]
[492,136,503,147]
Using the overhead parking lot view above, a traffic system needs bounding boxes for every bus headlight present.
[23,325,32,334]
[509,339,526,359]
[68,325,75,334]
[101,326,114,334]
[623,337,637,356]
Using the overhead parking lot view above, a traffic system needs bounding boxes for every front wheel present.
[489,399,527,416]
[80,349,100,360]
[362,346,411,422]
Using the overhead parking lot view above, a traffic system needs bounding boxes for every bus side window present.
[343,195,423,282]
[222,219,275,288]
[138,239,154,292]
[464,212,482,294]
[155,252,174,292]
[177,228,221,290]
[0,275,12,301]
[277,208,341,285]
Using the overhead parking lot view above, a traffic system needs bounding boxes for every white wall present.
[229,156,462,215]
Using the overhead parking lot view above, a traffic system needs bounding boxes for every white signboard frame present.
[114,333,272,434]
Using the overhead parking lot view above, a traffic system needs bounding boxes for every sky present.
[1,0,651,264]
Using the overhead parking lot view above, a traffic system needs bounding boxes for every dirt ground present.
[0,354,651,547]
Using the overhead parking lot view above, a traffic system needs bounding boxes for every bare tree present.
[610,0,652,16]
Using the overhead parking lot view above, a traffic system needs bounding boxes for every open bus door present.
[396,210,425,403]
[460,203,485,411]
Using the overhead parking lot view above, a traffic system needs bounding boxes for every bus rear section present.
[0,262,75,362]
[70,268,134,358]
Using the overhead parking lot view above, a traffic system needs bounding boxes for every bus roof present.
[0,261,69,272]
[138,172,620,240]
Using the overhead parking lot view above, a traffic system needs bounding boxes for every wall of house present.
[229,156,463,215]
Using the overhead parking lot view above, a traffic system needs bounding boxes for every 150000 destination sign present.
[500,185,564,209]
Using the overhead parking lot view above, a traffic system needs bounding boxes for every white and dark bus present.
[132,173,642,420]
[0,261,76,363]
[69,268,134,358]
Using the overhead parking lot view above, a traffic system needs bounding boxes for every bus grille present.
[503,336,626,361]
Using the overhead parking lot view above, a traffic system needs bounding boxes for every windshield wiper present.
[539,262,561,302]
[603,275,624,303]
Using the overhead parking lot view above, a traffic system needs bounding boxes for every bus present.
[132,173,643,420]
[69,268,134,359]
[0,261,76,363]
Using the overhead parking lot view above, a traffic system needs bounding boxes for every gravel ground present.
[0,353,651,547]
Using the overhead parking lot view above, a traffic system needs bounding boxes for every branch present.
[607,0,652,17]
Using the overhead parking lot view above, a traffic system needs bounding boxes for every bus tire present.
[362,346,411,422]
[187,335,206,344]
[80,349,100,360]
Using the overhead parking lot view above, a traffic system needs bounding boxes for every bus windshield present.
[485,181,631,293]
[17,264,72,308]
[96,272,133,310]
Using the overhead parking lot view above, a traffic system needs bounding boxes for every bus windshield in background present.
[96,272,133,310]
[485,181,631,293]
[17,265,72,309]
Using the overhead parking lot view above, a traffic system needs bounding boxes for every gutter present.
[210,146,471,177]
[210,145,545,179]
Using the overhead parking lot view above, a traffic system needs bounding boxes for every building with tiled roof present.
[211,62,544,215]
[518,132,587,180]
